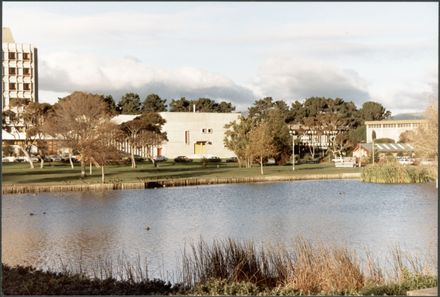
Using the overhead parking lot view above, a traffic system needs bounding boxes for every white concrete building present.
[112,112,241,159]
[2,27,38,110]
[365,119,427,143]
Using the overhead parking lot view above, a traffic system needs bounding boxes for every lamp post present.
[289,129,297,171]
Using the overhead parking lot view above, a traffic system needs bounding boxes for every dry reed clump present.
[182,238,437,295]
[286,239,364,295]
[181,238,291,288]
[181,238,396,295]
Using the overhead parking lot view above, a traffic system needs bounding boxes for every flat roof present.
[365,119,427,124]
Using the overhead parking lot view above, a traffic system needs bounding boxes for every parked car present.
[48,155,62,162]
[15,156,27,162]
[174,156,192,163]
[122,154,145,162]
[2,156,16,162]
[153,156,167,162]
[225,157,238,163]
[30,156,40,162]
[207,156,221,162]
[420,159,436,166]
[396,157,415,165]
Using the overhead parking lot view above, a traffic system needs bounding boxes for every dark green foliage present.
[374,138,395,143]
[142,94,167,112]
[359,101,391,121]
[2,264,180,295]
[118,93,141,114]
[169,97,191,112]
[102,95,117,114]
[348,125,366,145]
[169,97,235,112]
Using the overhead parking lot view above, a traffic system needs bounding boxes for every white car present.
[397,157,414,165]
[2,156,16,162]
[30,156,40,162]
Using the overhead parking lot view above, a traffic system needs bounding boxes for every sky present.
[2,2,438,114]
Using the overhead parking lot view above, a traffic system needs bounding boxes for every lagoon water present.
[2,180,437,280]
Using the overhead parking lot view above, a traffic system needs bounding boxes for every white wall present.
[159,112,240,158]
[365,120,426,143]
[112,112,241,159]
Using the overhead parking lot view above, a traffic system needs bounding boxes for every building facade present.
[112,112,241,159]
[2,27,38,110]
[365,119,426,143]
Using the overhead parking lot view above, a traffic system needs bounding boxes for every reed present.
[181,238,437,295]
[3,238,437,295]
[361,162,432,183]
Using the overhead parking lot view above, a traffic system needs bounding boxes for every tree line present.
[2,92,168,181]
[103,93,236,114]
[224,97,393,172]
[3,91,436,178]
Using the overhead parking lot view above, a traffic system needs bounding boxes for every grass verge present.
[2,162,361,194]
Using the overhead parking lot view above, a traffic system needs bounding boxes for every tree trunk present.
[89,162,93,175]
[68,153,74,169]
[260,156,264,175]
[101,165,105,183]
[131,146,137,168]
[80,158,86,177]
[19,146,34,169]
[40,158,44,168]
[91,157,100,168]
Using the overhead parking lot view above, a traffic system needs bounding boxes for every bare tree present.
[89,121,121,182]
[45,91,112,177]
[2,99,52,169]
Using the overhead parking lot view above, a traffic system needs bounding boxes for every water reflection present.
[2,180,437,279]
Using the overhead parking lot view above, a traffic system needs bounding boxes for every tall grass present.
[361,162,432,183]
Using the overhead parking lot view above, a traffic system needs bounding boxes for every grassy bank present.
[3,238,437,295]
[361,162,433,183]
[2,162,361,194]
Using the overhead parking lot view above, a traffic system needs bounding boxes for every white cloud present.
[38,52,255,106]
[374,68,438,115]
[250,57,371,105]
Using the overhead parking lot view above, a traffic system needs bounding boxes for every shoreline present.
[2,172,361,194]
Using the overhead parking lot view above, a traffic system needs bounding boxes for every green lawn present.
[2,160,361,186]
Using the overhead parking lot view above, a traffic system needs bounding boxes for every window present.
[202,128,207,133]
[23,53,30,60]
[9,83,16,90]
[8,52,16,60]
[368,124,382,128]
[8,68,16,75]
[23,68,31,76]
[24,83,31,91]
[184,131,190,145]
[208,128,213,133]
[383,124,396,128]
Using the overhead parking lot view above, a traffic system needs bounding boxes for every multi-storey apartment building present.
[2,27,38,110]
